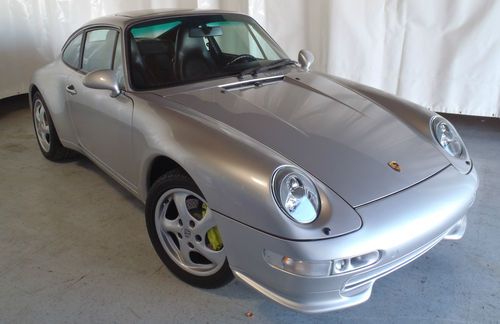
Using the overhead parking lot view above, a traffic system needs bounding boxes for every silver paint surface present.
[29,10,478,313]
[82,69,121,97]
[157,71,451,207]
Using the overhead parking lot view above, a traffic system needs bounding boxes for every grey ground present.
[0,94,498,323]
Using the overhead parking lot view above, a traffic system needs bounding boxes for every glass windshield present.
[128,14,288,90]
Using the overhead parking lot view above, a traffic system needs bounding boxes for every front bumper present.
[214,166,478,313]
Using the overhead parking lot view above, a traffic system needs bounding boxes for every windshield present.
[128,14,288,90]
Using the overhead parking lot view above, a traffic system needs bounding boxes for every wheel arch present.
[146,155,192,192]
[30,62,80,149]
[29,84,40,110]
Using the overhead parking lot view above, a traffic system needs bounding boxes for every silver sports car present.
[30,9,478,313]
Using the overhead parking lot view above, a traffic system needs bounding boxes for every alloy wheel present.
[154,189,226,277]
[33,98,51,152]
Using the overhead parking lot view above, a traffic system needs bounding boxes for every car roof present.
[83,9,244,29]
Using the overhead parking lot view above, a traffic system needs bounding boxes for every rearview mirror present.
[83,69,121,97]
[298,49,315,71]
[189,26,223,37]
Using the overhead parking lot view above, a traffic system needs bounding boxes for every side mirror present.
[83,69,121,97]
[298,49,315,71]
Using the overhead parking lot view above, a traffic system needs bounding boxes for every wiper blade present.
[256,58,296,74]
[238,59,296,78]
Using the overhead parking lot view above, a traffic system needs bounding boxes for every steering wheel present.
[225,54,256,66]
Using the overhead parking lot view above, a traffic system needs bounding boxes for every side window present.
[82,29,118,73]
[113,36,124,88]
[62,33,83,69]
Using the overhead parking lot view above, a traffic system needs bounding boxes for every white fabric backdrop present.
[0,0,499,117]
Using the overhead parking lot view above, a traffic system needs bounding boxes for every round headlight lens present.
[272,166,320,224]
[432,117,463,157]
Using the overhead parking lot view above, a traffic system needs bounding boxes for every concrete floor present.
[0,94,498,323]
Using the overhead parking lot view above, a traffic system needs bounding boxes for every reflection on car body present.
[30,9,478,313]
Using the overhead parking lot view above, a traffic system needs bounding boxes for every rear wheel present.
[32,92,76,161]
[145,169,233,288]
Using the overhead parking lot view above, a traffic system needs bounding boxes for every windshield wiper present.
[238,59,296,78]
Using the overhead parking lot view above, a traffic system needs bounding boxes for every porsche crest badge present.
[388,161,401,172]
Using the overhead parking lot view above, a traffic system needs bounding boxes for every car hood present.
[153,72,449,207]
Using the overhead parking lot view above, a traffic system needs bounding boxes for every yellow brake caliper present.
[202,202,223,251]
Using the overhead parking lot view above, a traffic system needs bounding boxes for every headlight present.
[431,116,463,157]
[272,166,320,224]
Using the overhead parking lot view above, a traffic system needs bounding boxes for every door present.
[65,28,135,187]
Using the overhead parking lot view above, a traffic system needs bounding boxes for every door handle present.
[65,84,77,95]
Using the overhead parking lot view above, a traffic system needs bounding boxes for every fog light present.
[332,251,380,274]
[263,250,331,277]
[333,259,348,272]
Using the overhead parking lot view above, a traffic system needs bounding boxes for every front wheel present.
[145,169,233,288]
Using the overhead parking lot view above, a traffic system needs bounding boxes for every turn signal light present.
[263,250,331,277]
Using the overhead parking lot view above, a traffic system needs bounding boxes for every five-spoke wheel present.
[31,92,76,161]
[33,97,51,152]
[155,189,226,276]
[146,169,233,288]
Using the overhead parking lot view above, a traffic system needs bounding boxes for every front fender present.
[130,93,361,241]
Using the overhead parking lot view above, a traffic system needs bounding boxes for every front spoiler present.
[213,166,477,313]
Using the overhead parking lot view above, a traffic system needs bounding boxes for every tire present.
[145,169,233,288]
[32,92,77,161]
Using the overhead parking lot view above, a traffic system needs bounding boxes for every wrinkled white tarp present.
[0,0,499,117]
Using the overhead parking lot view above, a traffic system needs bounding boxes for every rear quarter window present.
[62,33,83,69]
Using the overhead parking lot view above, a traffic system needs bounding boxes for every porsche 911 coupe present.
[30,9,478,313]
